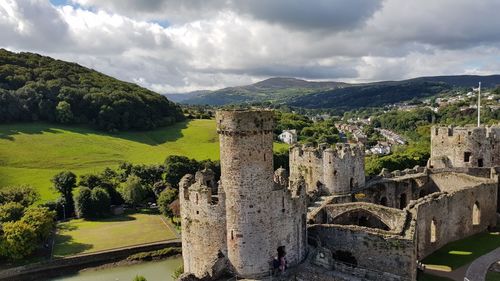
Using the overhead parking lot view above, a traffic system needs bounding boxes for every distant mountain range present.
[165,75,500,110]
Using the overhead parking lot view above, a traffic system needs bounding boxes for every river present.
[49,258,183,281]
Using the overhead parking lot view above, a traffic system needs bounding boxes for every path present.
[464,247,500,281]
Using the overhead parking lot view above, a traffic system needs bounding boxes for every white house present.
[278,129,298,144]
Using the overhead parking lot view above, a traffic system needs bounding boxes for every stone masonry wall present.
[308,222,417,280]
[180,174,227,279]
[408,177,497,259]
[429,125,500,169]
[290,143,365,196]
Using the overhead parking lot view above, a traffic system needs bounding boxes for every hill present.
[175,75,500,109]
[178,77,348,105]
[0,120,288,201]
[0,49,184,131]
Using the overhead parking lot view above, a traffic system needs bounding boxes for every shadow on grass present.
[53,234,93,257]
[0,120,190,146]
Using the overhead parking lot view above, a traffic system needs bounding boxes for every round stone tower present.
[216,110,275,278]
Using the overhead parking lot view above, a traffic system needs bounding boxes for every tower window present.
[430,219,437,243]
[473,202,480,225]
[464,152,471,162]
[478,158,484,167]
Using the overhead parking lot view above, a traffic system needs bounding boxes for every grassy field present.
[0,120,288,201]
[487,271,500,281]
[53,209,178,257]
[422,231,500,272]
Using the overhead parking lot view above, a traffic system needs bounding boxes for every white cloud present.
[1,0,500,93]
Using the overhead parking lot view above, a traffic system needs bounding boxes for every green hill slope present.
[0,49,184,131]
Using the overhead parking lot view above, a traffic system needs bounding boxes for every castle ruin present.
[429,125,500,169]
[180,110,307,279]
[179,111,500,281]
[289,143,365,198]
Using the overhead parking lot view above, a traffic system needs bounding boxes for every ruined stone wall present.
[429,125,500,169]
[408,177,498,259]
[361,172,431,209]
[216,110,307,278]
[180,174,227,279]
[290,143,365,196]
[308,222,417,281]
[268,182,308,269]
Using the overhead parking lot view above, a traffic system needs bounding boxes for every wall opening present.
[478,158,484,167]
[464,152,471,162]
[430,219,437,243]
[331,209,390,231]
[350,178,354,189]
[380,197,387,206]
[334,250,357,266]
[473,202,480,225]
[399,193,407,209]
[419,190,426,198]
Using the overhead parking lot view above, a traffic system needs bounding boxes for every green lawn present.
[422,231,500,271]
[53,210,177,257]
[417,272,454,281]
[0,120,288,201]
[487,271,500,281]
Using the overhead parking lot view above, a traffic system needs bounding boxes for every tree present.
[91,187,111,217]
[52,171,77,217]
[0,186,39,207]
[158,188,178,217]
[133,276,147,281]
[120,175,147,206]
[164,155,199,187]
[55,101,73,123]
[21,207,56,241]
[0,221,37,260]
[0,202,25,223]
[74,187,93,219]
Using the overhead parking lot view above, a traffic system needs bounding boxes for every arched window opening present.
[473,202,480,226]
[430,219,437,243]
[350,178,354,189]
[399,193,407,209]
[380,197,387,206]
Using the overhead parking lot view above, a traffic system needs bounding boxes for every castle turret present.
[290,143,365,196]
[217,110,275,278]
[429,125,500,169]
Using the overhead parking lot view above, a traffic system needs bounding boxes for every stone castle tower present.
[180,110,307,280]
[429,125,500,169]
[290,143,365,196]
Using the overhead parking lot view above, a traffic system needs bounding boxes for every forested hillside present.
[287,80,452,111]
[0,49,184,131]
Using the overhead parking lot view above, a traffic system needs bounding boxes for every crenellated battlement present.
[291,143,365,161]
[216,110,274,134]
[430,124,500,169]
[432,124,500,139]
[290,143,365,195]
[180,169,225,210]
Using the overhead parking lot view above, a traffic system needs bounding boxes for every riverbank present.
[0,240,181,281]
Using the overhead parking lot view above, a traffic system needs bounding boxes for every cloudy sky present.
[1,0,500,93]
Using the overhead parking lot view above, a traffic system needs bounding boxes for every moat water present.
[49,257,182,281]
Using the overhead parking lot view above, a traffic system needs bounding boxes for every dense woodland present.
[0,49,184,131]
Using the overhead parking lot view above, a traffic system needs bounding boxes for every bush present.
[91,187,111,217]
[172,265,184,280]
[158,188,178,217]
[133,276,147,281]
[0,202,25,223]
[74,187,93,219]
[21,207,56,241]
[0,221,37,260]
[120,175,147,206]
[0,186,39,207]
